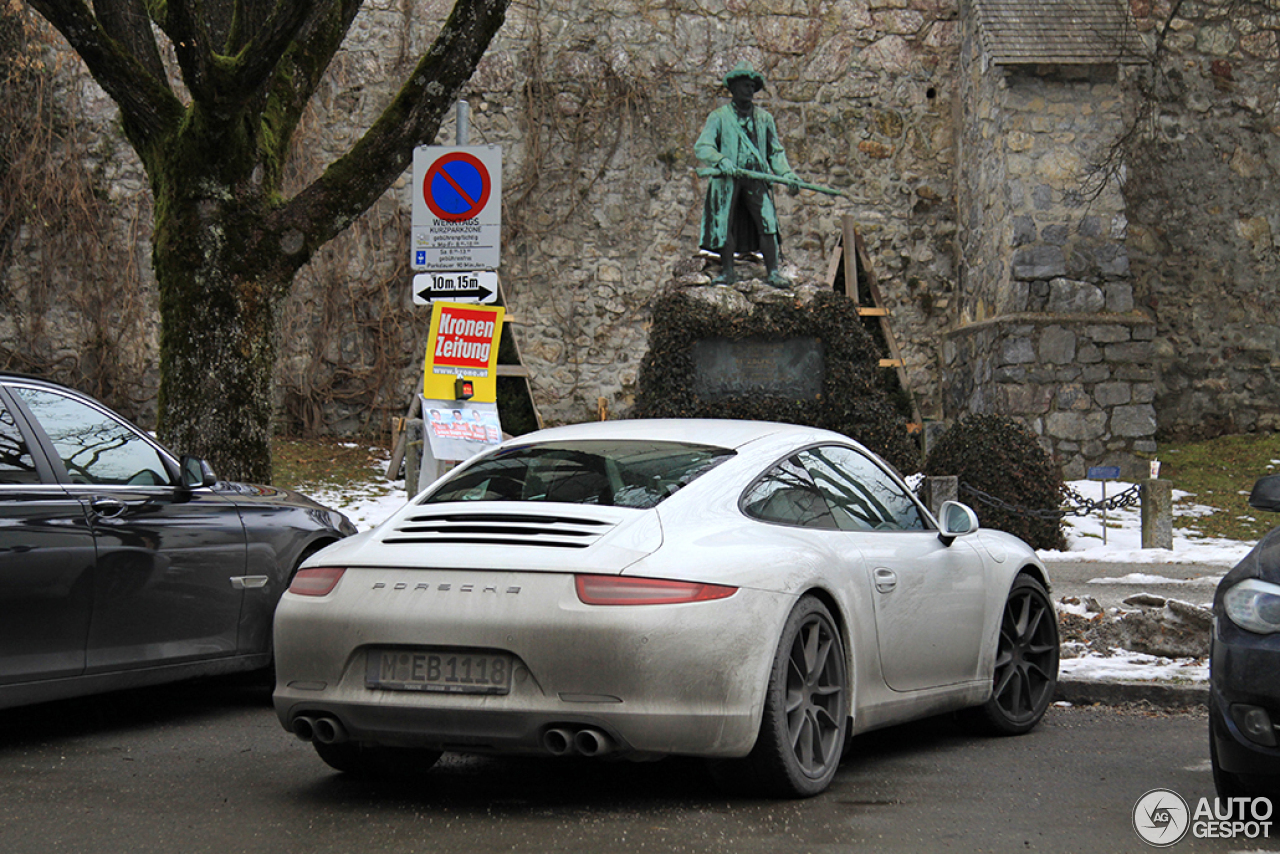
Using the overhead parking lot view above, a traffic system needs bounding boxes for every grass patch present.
[1157,433,1280,542]
[272,437,391,493]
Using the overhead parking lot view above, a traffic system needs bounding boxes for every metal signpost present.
[1088,465,1122,545]
[392,102,510,493]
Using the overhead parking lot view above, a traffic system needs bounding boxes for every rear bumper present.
[272,568,792,758]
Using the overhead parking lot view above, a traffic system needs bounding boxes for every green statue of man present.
[695,62,798,288]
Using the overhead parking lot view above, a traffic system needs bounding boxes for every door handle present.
[90,497,128,519]
[230,576,269,590]
[873,568,897,594]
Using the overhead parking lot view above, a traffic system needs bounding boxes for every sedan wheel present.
[963,574,1058,735]
[714,595,848,798]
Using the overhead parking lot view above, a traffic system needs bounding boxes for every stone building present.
[3,0,1278,478]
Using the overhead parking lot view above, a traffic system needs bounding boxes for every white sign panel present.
[412,271,498,305]
[411,145,502,271]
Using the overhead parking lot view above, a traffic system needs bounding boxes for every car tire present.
[960,574,1058,736]
[714,595,848,798]
[313,741,443,778]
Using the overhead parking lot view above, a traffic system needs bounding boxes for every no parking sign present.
[411,145,501,271]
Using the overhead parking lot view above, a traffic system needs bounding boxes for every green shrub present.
[634,288,918,473]
[923,414,1067,550]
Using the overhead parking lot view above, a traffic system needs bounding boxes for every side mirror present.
[180,455,217,489]
[1250,474,1280,513]
[938,500,979,545]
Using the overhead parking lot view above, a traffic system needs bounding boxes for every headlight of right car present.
[1223,578,1280,634]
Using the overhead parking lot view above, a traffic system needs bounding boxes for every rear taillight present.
[289,567,346,596]
[575,575,737,606]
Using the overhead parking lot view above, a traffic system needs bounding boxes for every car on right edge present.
[1210,473,1280,798]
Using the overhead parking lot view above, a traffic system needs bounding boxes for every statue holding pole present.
[694,62,840,288]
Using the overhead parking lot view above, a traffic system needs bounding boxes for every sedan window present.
[423,440,734,509]
[12,387,174,486]
[0,400,38,485]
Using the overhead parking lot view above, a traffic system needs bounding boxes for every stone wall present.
[946,2,1156,476]
[480,0,964,425]
[1125,0,1280,439]
[4,0,1279,469]
[943,314,1157,479]
[4,0,967,435]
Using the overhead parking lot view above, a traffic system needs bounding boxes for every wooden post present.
[841,215,859,303]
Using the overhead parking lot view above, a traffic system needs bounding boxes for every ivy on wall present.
[634,287,919,473]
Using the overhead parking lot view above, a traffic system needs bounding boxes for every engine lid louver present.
[382,511,616,549]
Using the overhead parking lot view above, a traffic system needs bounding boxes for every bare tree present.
[24,0,509,482]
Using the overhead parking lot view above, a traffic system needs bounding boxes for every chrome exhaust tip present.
[543,727,576,756]
[292,715,318,742]
[312,716,348,745]
[573,728,613,757]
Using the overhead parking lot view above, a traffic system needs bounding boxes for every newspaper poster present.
[422,398,504,462]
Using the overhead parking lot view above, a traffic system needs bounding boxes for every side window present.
[0,399,39,485]
[800,445,926,532]
[741,455,837,529]
[12,387,173,487]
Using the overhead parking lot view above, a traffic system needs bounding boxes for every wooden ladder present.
[493,274,543,431]
[825,215,923,429]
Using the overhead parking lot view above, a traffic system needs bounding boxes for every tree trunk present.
[152,144,288,485]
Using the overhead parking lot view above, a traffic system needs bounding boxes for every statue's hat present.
[723,61,765,92]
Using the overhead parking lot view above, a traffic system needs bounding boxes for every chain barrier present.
[957,481,1143,522]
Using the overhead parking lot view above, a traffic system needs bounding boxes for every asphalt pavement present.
[1045,558,1223,711]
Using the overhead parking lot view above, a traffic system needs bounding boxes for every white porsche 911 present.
[272,419,1058,797]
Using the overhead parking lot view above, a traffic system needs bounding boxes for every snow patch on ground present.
[1059,651,1208,684]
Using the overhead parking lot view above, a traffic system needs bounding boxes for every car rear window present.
[423,440,735,509]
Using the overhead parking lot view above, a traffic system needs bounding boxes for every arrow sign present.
[413,271,498,305]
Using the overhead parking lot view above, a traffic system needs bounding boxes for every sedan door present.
[9,384,249,671]
[0,391,95,684]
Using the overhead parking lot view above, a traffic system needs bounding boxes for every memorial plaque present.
[692,337,825,401]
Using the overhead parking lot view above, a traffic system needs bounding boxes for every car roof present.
[504,418,849,451]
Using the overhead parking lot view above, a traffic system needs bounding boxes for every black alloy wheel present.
[963,574,1059,735]
[714,595,848,798]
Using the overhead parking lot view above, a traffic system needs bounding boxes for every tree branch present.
[236,1,342,98]
[93,0,165,82]
[272,0,510,258]
[160,0,218,103]
[26,0,184,147]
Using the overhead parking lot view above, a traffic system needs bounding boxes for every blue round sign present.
[423,152,492,222]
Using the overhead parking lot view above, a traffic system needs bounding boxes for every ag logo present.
[1133,788,1190,846]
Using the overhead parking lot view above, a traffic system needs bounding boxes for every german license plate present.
[366,649,512,695]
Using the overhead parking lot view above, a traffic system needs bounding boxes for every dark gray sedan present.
[0,372,355,708]
[1210,473,1280,798]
